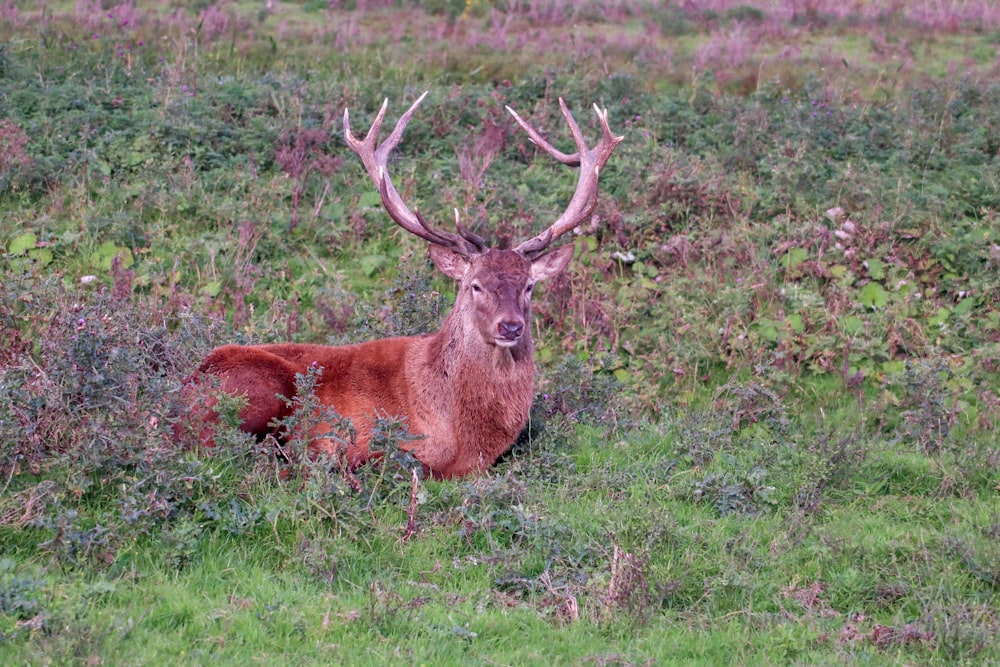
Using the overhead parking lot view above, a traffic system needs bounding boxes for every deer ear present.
[530,243,574,282]
[428,244,470,281]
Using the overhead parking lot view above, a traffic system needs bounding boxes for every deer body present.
[185,93,621,478]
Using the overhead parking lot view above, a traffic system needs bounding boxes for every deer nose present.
[497,321,523,340]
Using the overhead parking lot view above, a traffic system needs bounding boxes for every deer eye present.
[470,282,482,293]
[524,283,535,295]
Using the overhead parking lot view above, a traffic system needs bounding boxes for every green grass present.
[2,419,994,664]
[2,1,999,665]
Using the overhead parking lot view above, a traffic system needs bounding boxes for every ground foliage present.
[1,1,999,665]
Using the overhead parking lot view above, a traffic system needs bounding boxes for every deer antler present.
[344,92,486,257]
[506,99,624,258]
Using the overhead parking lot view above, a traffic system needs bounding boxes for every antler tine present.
[510,100,624,258]
[453,209,488,252]
[345,92,482,257]
[506,104,580,166]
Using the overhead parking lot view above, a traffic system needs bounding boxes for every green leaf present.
[882,360,905,376]
[91,241,117,269]
[842,315,864,335]
[360,254,386,277]
[91,242,134,271]
[201,280,222,297]
[928,307,950,326]
[328,202,345,222]
[28,247,53,267]
[8,232,37,256]
[864,258,885,280]
[953,297,976,315]
[784,313,804,333]
[858,282,889,308]
[358,191,382,208]
[754,318,779,342]
[782,247,808,269]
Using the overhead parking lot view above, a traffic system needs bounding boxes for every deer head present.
[343,92,623,351]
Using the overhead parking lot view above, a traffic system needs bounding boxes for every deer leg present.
[307,414,378,468]
[191,345,304,443]
[406,436,458,479]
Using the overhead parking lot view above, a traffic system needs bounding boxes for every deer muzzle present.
[496,320,524,346]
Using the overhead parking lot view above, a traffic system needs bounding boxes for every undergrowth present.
[1,2,998,665]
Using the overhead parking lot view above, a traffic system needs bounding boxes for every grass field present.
[1,1,999,665]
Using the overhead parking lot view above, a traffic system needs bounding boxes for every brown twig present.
[403,468,420,542]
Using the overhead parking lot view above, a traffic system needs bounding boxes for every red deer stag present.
[186,92,622,478]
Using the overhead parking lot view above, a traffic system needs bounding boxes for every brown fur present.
[184,244,573,478]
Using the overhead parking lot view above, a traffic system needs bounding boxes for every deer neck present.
[430,310,534,443]
[410,309,535,416]
[409,302,535,446]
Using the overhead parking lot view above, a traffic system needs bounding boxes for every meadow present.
[1,1,998,664]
